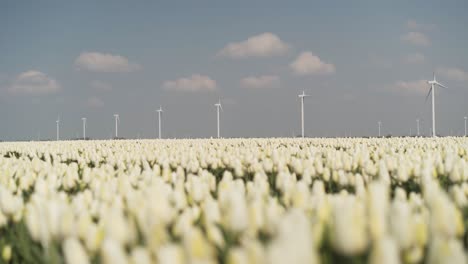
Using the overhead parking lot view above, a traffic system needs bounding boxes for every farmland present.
[0,138,467,263]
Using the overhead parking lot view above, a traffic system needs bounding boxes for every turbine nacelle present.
[215,99,223,111]
[298,91,309,98]
[428,73,447,88]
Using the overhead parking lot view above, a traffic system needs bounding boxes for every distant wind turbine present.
[82,117,87,140]
[114,114,120,139]
[464,116,467,137]
[215,99,223,138]
[378,121,382,137]
[426,73,448,137]
[156,106,163,139]
[416,119,420,137]
[56,116,60,141]
[298,91,310,138]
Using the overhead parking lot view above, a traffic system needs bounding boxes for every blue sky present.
[1,0,468,140]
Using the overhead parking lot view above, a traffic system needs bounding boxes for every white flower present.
[0,186,23,216]
[63,237,90,264]
[227,247,249,264]
[267,209,318,264]
[330,195,368,255]
[427,237,466,264]
[368,236,400,264]
[84,223,104,253]
[157,244,184,264]
[103,208,135,245]
[101,239,128,264]
[390,200,412,250]
[221,189,248,233]
[368,182,389,240]
[202,197,221,225]
[129,247,152,264]
[183,228,215,262]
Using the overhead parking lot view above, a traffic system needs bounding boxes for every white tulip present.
[101,239,128,264]
[368,236,400,264]
[183,228,215,262]
[129,247,152,264]
[267,209,318,264]
[63,237,90,264]
[427,237,466,264]
[221,189,248,233]
[368,181,389,240]
[390,200,412,250]
[0,186,23,216]
[157,243,184,264]
[330,195,368,256]
[227,247,249,264]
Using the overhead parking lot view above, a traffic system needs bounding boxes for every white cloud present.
[241,75,280,89]
[404,53,425,64]
[218,32,289,58]
[8,70,60,95]
[90,80,112,91]
[162,74,216,92]
[86,96,104,108]
[75,52,141,73]
[401,32,430,46]
[437,67,468,82]
[393,80,429,95]
[407,20,436,31]
[290,52,335,75]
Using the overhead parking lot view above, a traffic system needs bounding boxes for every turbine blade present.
[436,82,448,89]
[425,87,432,102]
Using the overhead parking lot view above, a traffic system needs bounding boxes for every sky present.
[1,0,468,140]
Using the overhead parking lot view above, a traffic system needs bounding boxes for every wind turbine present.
[56,116,60,141]
[378,121,382,137]
[82,118,87,140]
[464,116,467,137]
[156,106,163,139]
[416,119,420,137]
[215,99,223,138]
[114,114,120,139]
[426,73,448,137]
[298,91,310,138]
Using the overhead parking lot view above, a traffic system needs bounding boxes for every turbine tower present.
[464,116,467,137]
[215,99,223,138]
[56,116,60,141]
[298,91,310,138]
[426,73,448,137]
[416,119,420,137]
[114,114,120,139]
[82,117,86,140]
[378,121,382,137]
[156,106,163,139]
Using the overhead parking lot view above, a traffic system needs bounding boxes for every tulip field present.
[0,138,467,264]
